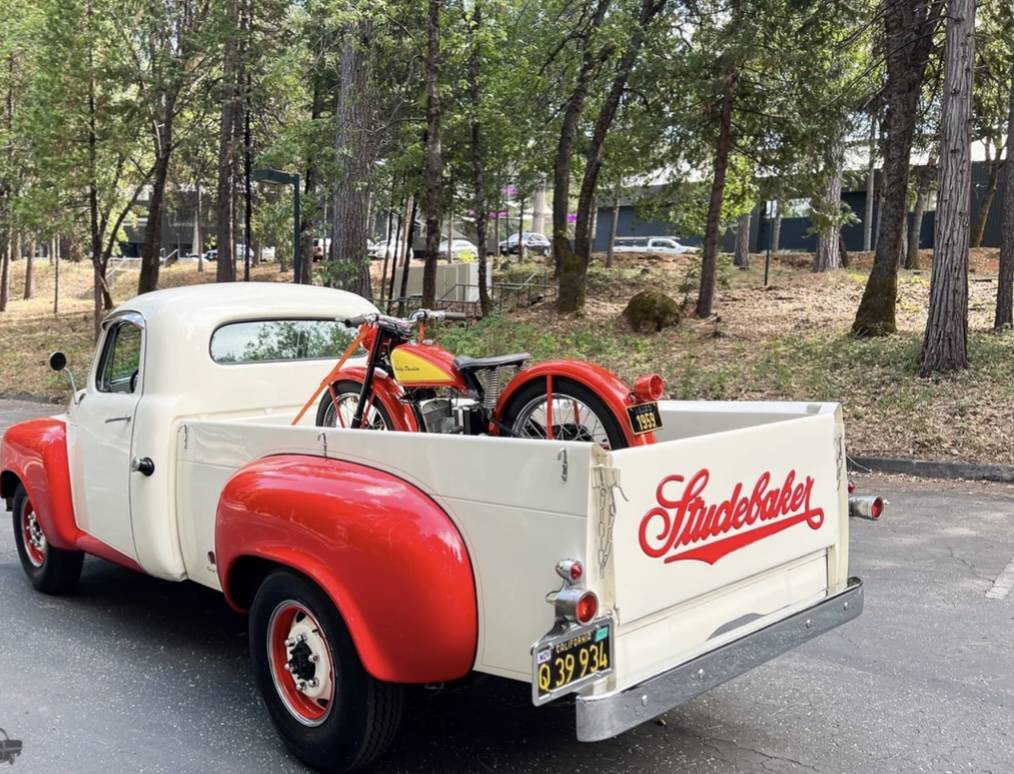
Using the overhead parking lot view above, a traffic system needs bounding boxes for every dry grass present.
[3,250,1012,466]
[0,258,293,400]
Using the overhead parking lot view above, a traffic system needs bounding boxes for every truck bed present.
[174,400,848,684]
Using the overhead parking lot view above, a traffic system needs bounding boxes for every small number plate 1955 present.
[531,619,613,706]
[627,402,662,435]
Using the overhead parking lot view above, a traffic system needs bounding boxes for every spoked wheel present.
[500,378,628,450]
[11,484,84,594]
[250,571,403,772]
[315,379,394,430]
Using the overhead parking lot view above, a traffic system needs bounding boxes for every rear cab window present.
[210,319,358,364]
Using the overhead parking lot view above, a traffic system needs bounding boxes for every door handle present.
[105,415,131,424]
[131,457,155,477]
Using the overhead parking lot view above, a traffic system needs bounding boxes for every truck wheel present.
[249,571,403,772]
[11,484,84,595]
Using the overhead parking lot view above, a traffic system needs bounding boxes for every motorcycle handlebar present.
[341,309,467,327]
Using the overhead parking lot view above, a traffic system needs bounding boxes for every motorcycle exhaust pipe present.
[849,495,886,521]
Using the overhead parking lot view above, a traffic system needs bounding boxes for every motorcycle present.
[292,309,665,450]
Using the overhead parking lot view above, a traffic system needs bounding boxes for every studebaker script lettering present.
[639,469,825,565]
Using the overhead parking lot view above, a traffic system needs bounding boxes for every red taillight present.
[870,497,883,520]
[633,374,665,402]
[576,591,598,624]
[569,562,584,582]
[847,479,856,494]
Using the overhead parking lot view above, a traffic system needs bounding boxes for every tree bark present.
[921,0,975,374]
[971,150,1001,248]
[864,109,877,252]
[420,0,442,308]
[396,198,418,316]
[852,0,944,336]
[23,240,33,299]
[0,239,8,312]
[906,163,933,270]
[733,211,750,268]
[562,0,665,310]
[329,20,375,297]
[139,108,174,294]
[53,243,59,315]
[697,71,736,318]
[552,0,612,278]
[995,61,1014,329]
[467,1,491,317]
[216,0,240,283]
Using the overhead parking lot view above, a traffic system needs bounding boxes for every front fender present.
[0,418,79,549]
[216,455,477,684]
[330,366,419,432]
[494,360,654,447]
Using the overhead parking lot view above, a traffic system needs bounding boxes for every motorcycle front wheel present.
[316,379,395,430]
[499,377,628,450]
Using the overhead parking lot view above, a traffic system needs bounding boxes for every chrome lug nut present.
[308,654,319,663]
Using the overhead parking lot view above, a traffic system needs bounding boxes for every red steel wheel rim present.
[21,499,46,568]
[267,601,336,727]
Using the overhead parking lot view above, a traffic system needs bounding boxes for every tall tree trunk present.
[864,109,877,251]
[0,239,8,312]
[994,62,1014,329]
[733,211,750,268]
[53,243,59,314]
[87,27,105,339]
[552,0,612,277]
[852,0,943,336]
[23,240,33,299]
[195,184,204,273]
[563,0,665,310]
[421,0,442,307]
[921,0,975,374]
[696,70,736,318]
[971,150,1001,248]
[243,62,252,280]
[906,182,927,269]
[468,1,491,317]
[139,105,175,294]
[216,0,240,283]
[606,195,619,268]
[814,139,844,272]
[389,196,413,310]
[330,20,374,297]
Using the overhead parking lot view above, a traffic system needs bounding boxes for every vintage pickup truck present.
[1,283,879,772]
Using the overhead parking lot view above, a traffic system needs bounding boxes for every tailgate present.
[594,405,846,690]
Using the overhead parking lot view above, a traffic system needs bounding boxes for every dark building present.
[593,161,1005,254]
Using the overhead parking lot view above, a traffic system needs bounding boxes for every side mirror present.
[48,351,80,399]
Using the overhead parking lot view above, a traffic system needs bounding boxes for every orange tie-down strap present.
[291,330,366,426]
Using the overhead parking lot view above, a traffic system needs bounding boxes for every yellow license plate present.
[532,620,613,705]
[627,402,663,435]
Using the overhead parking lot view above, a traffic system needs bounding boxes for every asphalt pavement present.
[1,399,1013,773]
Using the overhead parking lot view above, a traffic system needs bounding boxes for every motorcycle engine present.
[418,397,483,434]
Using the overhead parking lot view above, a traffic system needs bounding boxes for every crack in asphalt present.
[946,545,994,583]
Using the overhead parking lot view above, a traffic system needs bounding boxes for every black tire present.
[499,377,629,450]
[250,571,403,772]
[11,484,84,595]
[315,380,395,430]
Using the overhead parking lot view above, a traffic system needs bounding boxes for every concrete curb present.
[849,456,1014,484]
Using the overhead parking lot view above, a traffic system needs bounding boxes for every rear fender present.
[217,455,477,684]
[494,360,654,447]
[329,366,419,432]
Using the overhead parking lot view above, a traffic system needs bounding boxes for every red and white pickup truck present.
[1,283,878,772]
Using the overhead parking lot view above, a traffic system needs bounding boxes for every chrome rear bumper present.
[575,577,864,742]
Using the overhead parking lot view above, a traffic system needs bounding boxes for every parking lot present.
[1,399,1013,773]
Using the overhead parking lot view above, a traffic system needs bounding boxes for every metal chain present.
[594,466,626,572]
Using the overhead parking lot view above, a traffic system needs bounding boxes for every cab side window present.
[97,323,143,394]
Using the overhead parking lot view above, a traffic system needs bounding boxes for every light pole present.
[252,168,302,283]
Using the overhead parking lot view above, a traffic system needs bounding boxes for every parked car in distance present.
[438,239,479,260]
[612,236,697,255]
[499,232,551,256]
[202,245,255,262]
